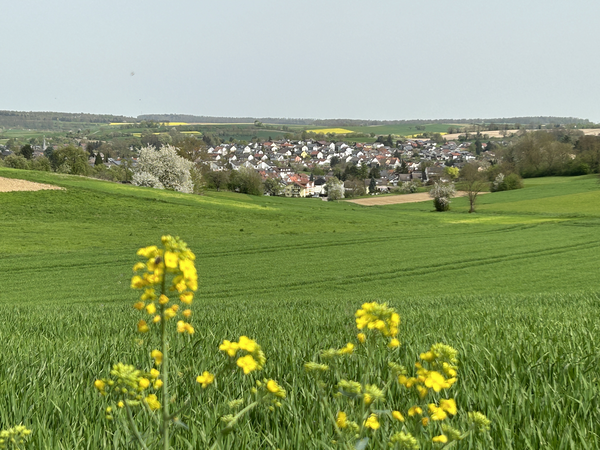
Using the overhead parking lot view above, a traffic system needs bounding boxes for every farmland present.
[1,169,599,448]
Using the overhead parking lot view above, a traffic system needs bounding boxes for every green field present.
[1,169,599,448]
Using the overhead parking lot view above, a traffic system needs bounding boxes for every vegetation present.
[0,170,600,448]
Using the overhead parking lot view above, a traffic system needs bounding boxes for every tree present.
[460,163,487,213]
[369,177,377,194]
[205,170,229,192]
[94,153,103,166]
[227,168,263,196]
[325,177,344,201]
[20,144,33,160]
[133,145,194,193]
[51,145,90,175]
[444,166,459,180]
[263,177,282,196]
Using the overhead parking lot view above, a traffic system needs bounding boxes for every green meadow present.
[1,169,599,448]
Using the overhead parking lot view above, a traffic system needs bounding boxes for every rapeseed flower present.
[336,411,347,429]
[236,355,258,374]
[144,394,160,411]
[137,320,149,333]
[432,434,448,443]
[151,350,163,365]
[408,406,422,416]
[428,403,448,421]
[392,410,405,422]
[355,302,400,337]
[364,414,380,430]
[266,380,286,398]
[196,371,215,388]
[389,431,419,449]
[440,398,457,415]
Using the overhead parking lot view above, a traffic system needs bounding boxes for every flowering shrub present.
[133,145,194,193]
[326,177,345,200]
[400,181,419,194]
[429,182,456,211]
[132,171,165,189]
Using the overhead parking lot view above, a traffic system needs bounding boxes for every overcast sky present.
[3,0,600,121]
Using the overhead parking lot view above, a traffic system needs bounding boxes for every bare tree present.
[460,163,488,213]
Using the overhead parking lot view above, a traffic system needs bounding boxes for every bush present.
[2,154,30,170]
[132,171,164,189]
[429,182,456,211]
[31,156,52,172]
[400,181,419,193]
[491,173,524,192]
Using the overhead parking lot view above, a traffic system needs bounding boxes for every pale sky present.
[3,0,600,122]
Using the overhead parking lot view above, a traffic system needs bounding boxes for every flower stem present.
[125,402,150,450]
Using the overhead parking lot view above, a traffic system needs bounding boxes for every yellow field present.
[306,128,354,134]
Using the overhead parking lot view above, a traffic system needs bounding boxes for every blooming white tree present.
[429,181,456,211]
[133,145,193,193]
[325,177,345,201]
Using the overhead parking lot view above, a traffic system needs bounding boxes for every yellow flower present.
[151,349,163,365]
[238,336,257,352]
[432,434,448,443]
[171,304,179,312]
[158,294,169,305]
[364,414,380,430]
[133,262,145,272]
[177,321,186,333]
[196,371,215,388]
[153,315,161,323]
[417,385,428,399]
[146,303,156,315]
[408,406,423,416]
[389,338,400,348]
[429,403,448,421]
[357,333,366,343]
[183,309,192,318]
[94,379,105,392]
[164,308,177,320]
[117,401,124,408]
[185,323,195,334]
[338,343,354,355]
[137,320,149,333]
[440,398,457,415]
[150,369,160,379]
[137,245,158,258]
[266,380,286,398]
[145,394,160,411]
[422,417,429,427]
[133,302,145,311]
[179,292,193,304]
[153,379,163,389]
[424,371,453,392]
[164,251,178,269]
[336,411,347,429]
[420,351,435,362]
[139,378,150,389]
[219,340,239,357]
[392,410,405,422]
[130,275,145,289]
[237,355,258,374]
[141,288,155,301]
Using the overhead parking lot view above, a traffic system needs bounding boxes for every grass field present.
[0,169,599,448]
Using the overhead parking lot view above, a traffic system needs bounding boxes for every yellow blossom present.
[137,320,149,333]
[145,303,156,315]
[159,294,169,305]
[177,321,186,333]
[150,369,160,379]
[153,315,161,323]
[183,309,192,318]
[440,398,457,415]
[364,414,380,430]
[389,338,400,348]
[118,401,124,408]
[151,349,163,365]
[336,411,347,429]
[145,394,160,411]
[357,333,366,343]
[196,371,215,388]
[422,417,429,427]
[164,251,178,269]
[408,406,423,416]
[133,302,145,311]
[429,403,448,421]
[139,378,150,389]
[237,355,259,374]
[392,410,405,422]
[219,340,239,357]
[153,379,163,389]
[164,308,177,320]
[266,379,286,398]
[133,262,145,272]
[417,385,428,399]
[432,434,448,443]
[130,276,145,289]
[338,343,354,355]
[179,292,193,304]
[94,379,105,393]
[424,371,454,392]
[238,336,257,352]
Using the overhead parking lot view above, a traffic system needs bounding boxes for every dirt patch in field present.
[346,191,488,206]
[0,176,64,192]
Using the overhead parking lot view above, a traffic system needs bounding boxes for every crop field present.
[0,169,599,448]
[342,124,456,136]
[306,128,355,135]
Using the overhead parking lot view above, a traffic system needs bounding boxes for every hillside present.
[1,170,599,448]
